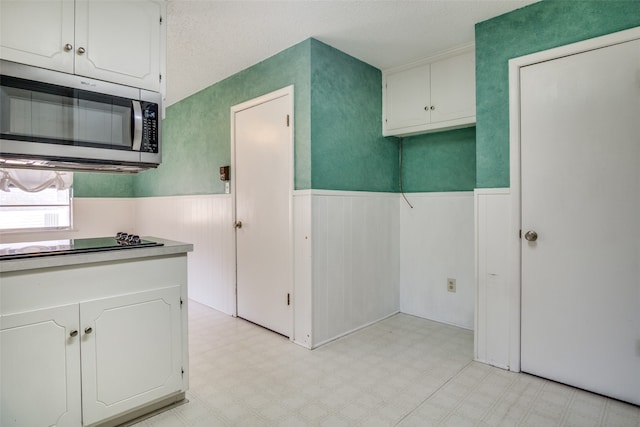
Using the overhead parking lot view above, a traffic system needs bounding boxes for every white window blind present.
[0,169,73,231]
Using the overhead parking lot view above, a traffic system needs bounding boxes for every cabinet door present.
[384,64,431,132]
[74,0,162,91]
[430,51,475,124]
[0,0,75,73]
[1,304,81,427]
[80,286,182,426]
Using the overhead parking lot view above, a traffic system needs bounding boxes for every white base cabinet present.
[0,247,190,427]
[0,0,165,92]
[383,45,475,137]
[82,287,182,426]
[1,304,82,427]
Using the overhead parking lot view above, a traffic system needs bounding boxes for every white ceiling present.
[165,0,538,106]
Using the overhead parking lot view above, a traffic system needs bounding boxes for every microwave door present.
[1,78,75,143]
[75,91,132,150]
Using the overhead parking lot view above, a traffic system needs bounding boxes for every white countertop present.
[0,237,193,273]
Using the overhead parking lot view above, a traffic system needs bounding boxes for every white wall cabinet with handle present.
[0,0,165,92]
[383,45,476,137]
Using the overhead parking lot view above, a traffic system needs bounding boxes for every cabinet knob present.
[84,327,93,334]
[69,330,78,337]
[430,106,435,110]
[77,47,86,55]
[424,106,429,111]
[234,221,242,229]
[64,43,73,52]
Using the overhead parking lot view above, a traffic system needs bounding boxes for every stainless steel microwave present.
[0,60,161,173]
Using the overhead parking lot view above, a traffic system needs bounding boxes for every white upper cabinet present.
[383,45,476,137]
[0,0,165,92]
[0,0,75,73]
[75,0,163,92]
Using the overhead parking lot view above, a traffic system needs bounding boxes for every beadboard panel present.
[74,197,137,238]
[292,192,313,348]
[309,190,400,347]
[474,189,517,370]
[134,195,235,315]
[399,192,475,330]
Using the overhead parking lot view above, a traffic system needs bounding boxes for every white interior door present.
[520,38,640,405]
[234,90,292,337]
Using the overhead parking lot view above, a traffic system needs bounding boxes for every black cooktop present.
[0,235,163,260]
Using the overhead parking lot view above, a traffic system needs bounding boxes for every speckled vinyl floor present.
[133,301,640,427]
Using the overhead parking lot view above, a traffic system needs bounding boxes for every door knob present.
[234,221,242,229]
[524,230,538,242]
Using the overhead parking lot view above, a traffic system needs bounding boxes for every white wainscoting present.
[292,192,313,348]
[399,192,475,330]
[5,191,479,351]
[307,190,400,347]
[474,189,519,371]
[134,194,236,315]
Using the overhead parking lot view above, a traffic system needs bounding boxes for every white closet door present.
[520,38,640,405]
[234,92,292,338]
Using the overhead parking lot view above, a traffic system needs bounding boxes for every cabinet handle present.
[69,330,78,337]
[64,43,73,52]
[77,47,86,55]
[84,327,93,334]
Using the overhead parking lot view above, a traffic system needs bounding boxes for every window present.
[0,169,73,231]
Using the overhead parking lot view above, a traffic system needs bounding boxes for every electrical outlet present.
[447,278,456,293]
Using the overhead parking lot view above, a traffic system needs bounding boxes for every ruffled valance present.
[0,169,73,193]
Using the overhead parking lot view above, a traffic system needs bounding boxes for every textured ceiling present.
[165,0,538,106]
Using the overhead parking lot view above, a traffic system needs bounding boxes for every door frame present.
[229,85,295,337]
[507,26,640,372]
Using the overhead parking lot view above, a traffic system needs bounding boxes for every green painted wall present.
[476,0,640,188]
[402,127,476,192]
[133,40,312,197]
[73,172,134,198]
[310,39,398,192]
[130,37,398,196]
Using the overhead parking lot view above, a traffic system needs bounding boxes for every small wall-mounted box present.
[219,166,230,181]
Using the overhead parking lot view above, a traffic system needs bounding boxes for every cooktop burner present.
[0,234,163,260]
